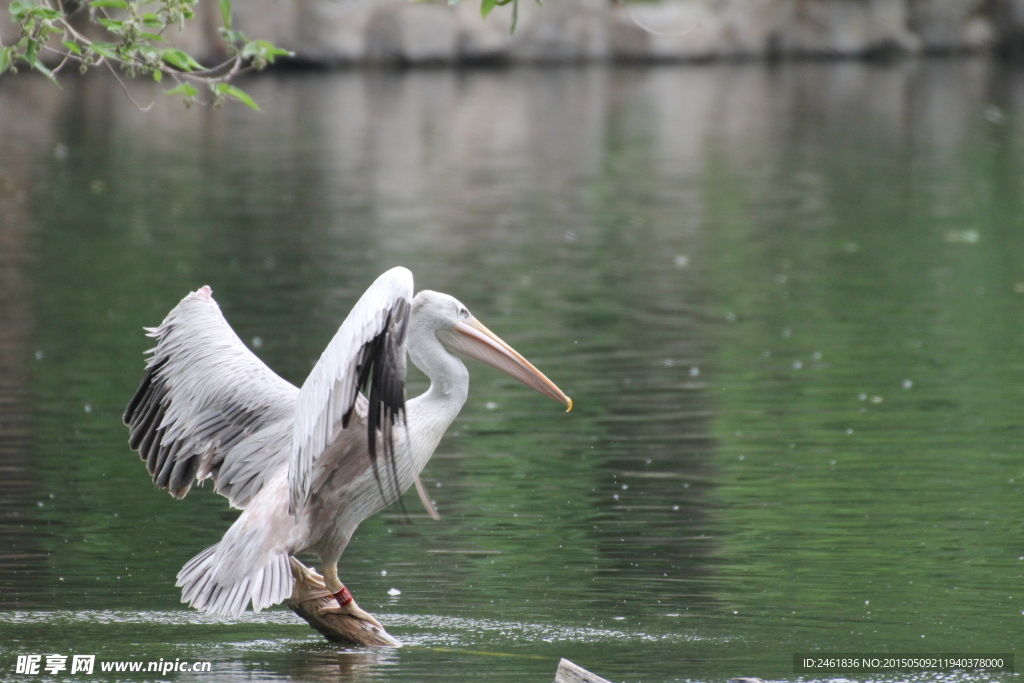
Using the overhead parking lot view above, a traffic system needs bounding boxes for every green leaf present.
[217,0,231,31]
[481,0,513,18]
[240,39,292,62]
[141,13,164,28]
[90,42,118,59]
[32,56,55,81]
[216,82,259,110]
[62,40,82,55]
[165,82,198,97]
[220,28,245,44]
[24,39,37,67]
[0,48,9,75]
[8,0,59,20]
[97,17,125,32]
[256,40,293,60]
[9,1,36,20]
[91,0,128,8]
[139,32,165,41]
[151,68,162,82]
[161,48,202,71]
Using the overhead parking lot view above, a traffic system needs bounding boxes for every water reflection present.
[0,60,1021,681]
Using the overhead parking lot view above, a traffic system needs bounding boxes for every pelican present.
[123,267,571,624]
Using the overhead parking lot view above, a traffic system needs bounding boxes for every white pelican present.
[123,267,571,623]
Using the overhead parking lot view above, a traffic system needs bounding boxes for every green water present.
[1,60,1022,682]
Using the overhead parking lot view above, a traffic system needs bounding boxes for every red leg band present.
[333,586,353,607]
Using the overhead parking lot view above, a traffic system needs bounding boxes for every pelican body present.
[123,268,571,620]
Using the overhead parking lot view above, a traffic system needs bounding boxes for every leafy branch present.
[0,0,539,109]
[0,0,291,109]
[459,0,542,34]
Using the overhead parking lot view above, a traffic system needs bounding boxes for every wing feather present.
[124,287,299,506]
[289,267,414,516]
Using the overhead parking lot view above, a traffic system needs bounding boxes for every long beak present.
[436,317,573,411]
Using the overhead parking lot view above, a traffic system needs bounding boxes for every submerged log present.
[554,659,614,683]
[285,557,401,646]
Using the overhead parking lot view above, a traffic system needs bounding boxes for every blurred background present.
[2,2,1024,682]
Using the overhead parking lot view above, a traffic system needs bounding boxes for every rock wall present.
[3,0,1024,65]
[230,0,1024,63]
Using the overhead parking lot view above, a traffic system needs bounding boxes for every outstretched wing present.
[123,287,299,507]
[289,267,414,516]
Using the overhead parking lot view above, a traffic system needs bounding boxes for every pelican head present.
[412,290,572,411]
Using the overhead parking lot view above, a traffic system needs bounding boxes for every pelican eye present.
[458,306,470,319]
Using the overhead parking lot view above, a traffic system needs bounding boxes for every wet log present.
[555,659,614,683]
[285,557,401,646]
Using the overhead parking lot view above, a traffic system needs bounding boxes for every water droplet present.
[858,394,867,401]
[738,455,745,460]
[902,379,913,389]
[84,404,92,413]
[663,359,674,367]
[673,254,689,268]
[672,505,679,511]
[871,396,883,404]
[34,351,44,361]
[485,401,498,410]
[781,328,791,339]
[388,587,401,596]
[54,143,69,161]
[380,570,387,576]
[846,429,853,435]
[689,366,699,377]
[985,105,1004,123]
[792,361,803,370]
[251,337,263,349]
[564,230,577,243]
[811,351,821,360]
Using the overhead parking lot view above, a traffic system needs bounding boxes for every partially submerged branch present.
[285,557,401,647]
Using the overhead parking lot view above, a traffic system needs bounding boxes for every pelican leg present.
[317,564,383,629]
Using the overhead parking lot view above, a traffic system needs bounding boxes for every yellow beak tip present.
[565,397,573,413]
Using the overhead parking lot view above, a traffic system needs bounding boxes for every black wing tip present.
[125,358,193,498]
[124,357,167,425]
[362,301,411,508]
